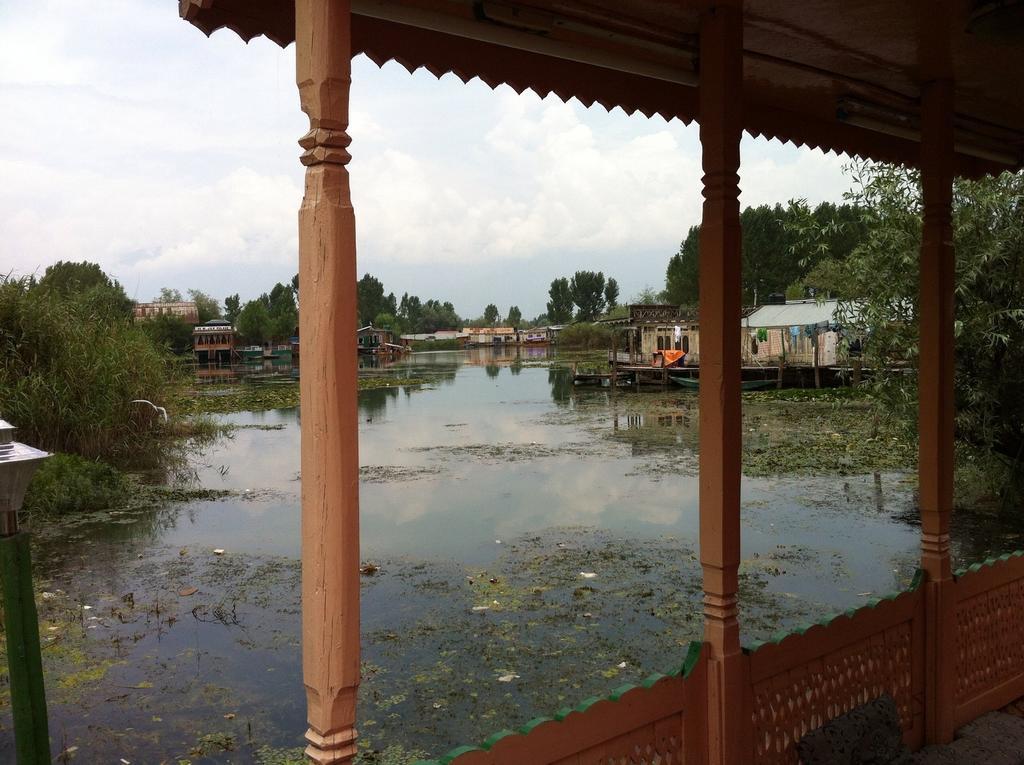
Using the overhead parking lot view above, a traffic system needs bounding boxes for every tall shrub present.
[0,277,182,459]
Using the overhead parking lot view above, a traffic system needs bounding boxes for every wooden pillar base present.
[305,728,358,764]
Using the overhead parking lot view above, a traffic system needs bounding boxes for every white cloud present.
[1,0,854,314]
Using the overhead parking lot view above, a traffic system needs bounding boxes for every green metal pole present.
[0,532,50,764]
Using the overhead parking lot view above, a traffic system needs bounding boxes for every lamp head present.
[0,419,51,535]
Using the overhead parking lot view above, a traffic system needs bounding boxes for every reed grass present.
[0,277,184,460]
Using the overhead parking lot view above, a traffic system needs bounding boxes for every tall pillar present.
[919,76,956,744]
[697,2,746,763]
[917,0,956,743]
[295,0,361,762]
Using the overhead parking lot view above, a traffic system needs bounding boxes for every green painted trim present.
[422,642,706,764]
[519,716,554,735]
[681,639,704,677]
[742,568,926,655]
[439,745,484,764]
[481,730,516,749]
[954,549,1024,579]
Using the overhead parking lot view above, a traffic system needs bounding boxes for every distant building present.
[521,327,549,344]
[193,319,236,364]
[134,301,199,323]
[357,325,395,353]
[400,331,468,347]
[461,327,517,346]
[742,298,849,366]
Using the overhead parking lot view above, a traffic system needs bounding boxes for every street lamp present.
[0,419,51,764]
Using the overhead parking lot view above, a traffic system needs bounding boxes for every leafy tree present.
[224,294,241,324]
[546,278,574,324]
[291,272,299,298]
[37,261,133,318]
[357,274,388,327]
[631,285,664,305]
[665,227,700,308]
[604,278,620,309]
[419,299,460,333]
[236,300,271,344]
[39,261,112,295]
[398,293,423,331]
[483,303,500,326]
[156,287,184,303]
[506,305,522,328]
[569,270,606,321]
[373,312,399,332]
[140,313,193,354]
[666,202,868,309]
[266,282,298,341]
[796,161,1024,503]
[187,289,221,323]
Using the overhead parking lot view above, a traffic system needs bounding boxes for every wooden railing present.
[744,572,926,763]
[416,553,1024,765]
[954,551,1024,728]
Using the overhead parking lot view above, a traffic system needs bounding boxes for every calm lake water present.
[6,349,1023,763]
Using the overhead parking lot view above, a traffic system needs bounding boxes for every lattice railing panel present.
[745,578,925,765]
[955,552,1024,708]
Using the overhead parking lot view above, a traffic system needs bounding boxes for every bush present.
[556,323,614,350]
[0,276,183,460]
[22,452,130,516]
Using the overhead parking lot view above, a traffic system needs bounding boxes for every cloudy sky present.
[1,1,856,319]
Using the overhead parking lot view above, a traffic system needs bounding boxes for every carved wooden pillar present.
[917,0,956,743]
[697,2,747,763]
[295,0,361,762]
[919,76,956,745]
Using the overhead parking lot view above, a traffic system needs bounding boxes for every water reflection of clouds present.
[189,359,929,611]
[194,410,301,492]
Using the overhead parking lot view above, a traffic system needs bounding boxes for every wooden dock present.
[572,361,858,390]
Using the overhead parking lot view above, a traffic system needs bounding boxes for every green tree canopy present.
[37,261,133,318]
[266,282,298,341]
[797,161,1024,502]
[506,305,522,328]
[224,294,241,324]
[631,285,664,305]
[187,289,221,323]
[357,274,389,327]
[236,300,271,344]
[546,278,573,324]
[156,287,184,302]
[483,303,500,326]
[569,270,606,321]
[664,202,868,309]
[140,313,193,354]
[604,278,620,310]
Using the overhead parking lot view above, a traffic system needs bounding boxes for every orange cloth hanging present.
[653,350,686,368]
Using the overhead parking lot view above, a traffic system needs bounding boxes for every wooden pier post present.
[612,332,619,389]
[813,329,821,388]
[918,0,956,745]
[295,0,361,761]
[698,2,748,762]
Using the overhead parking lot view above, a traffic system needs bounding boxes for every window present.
[682,335,689,353]
[657,335,665,351]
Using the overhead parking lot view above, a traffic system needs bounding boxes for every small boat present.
[670,376,777,391]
